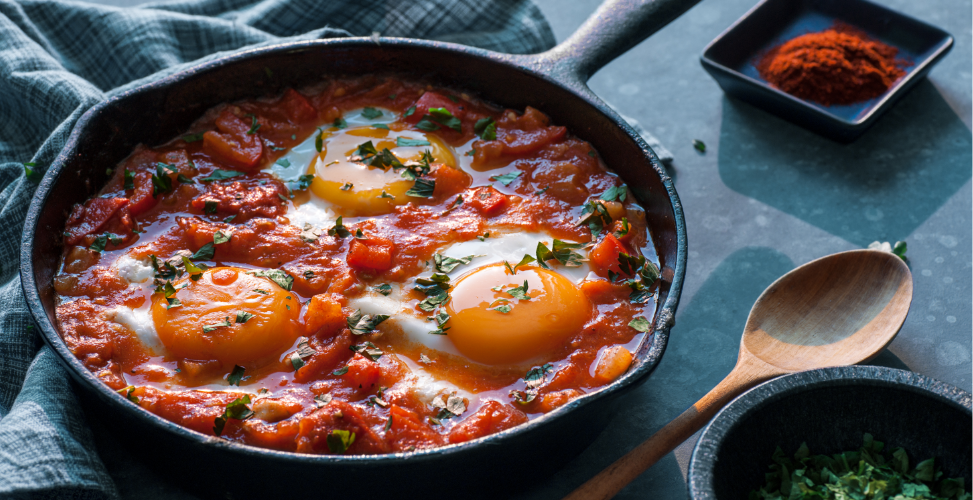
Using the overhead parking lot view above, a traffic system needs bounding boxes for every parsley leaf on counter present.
[213,395,254,436]
[693,139,706,153]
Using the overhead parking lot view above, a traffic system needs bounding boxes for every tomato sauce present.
[53,78,661,455]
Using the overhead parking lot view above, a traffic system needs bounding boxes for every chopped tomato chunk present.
[386,405,445,451]
[64,197,129,245]
[126,171,157,216]
[280,88,317,123]
[346,235,395,271]
[190,178,288,222]
[589,233,630,278]
[342,353,381,390]
[294,332,353,383]
[296,401,389,455]
[404,91,464,123]
[468,186,509,216]
[304,293,346,337]
[448,400,528,444]
[202,109,263,169]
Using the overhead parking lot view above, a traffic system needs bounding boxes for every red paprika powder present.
[757,23,907,106]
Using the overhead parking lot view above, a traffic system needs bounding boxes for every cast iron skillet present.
[22,0,694,496]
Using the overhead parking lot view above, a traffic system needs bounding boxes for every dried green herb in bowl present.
[750,433,971,500]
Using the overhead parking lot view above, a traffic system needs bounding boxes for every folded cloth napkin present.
[0,1,554,498]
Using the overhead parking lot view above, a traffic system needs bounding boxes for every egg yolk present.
[151,267,301,366]
[444,264,593,365]
[309,125,457,215]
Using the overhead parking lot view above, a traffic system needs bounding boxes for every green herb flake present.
[534,186,550,195]
[511,363,553,404]
[405,178,436,198]
[203,317,232,333]
[213,395,254,436]
[346,309,390,335]
[372,123,389,130]
[490,171,522,186]
[490,304,512,314]
[693,139,706,153]
[396,137,431,147]
[200,170,243,182]
[314,394,333,407]
[378,191,395,199]
[426,107,462,132]
[349,341,384,361]
[374,283,392,296]
[235,311,254,324]
[124,169,136,190]
[326,429,356,454]
[434,254,478,273]
[578,200,613,234]
[474,117,497,140]
[361,107,383,119]
[118,385,139,403]
[275,158,291,168]
[333,117,348,130]
[403,105,416,118]
[23,162,37,179]
[246,114,261,135]
[327,215,352,238]
[151,163,174,196]
[600,185,627,203]
[340,182,353,191]
[506,280,531,301]
[249,269,294,291]
[332,366,349,376]
[628,317,651,332]
[227,365,246,385]
[183,132,205,143]
[204,200,218,214]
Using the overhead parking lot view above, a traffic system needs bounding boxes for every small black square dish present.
[700,0,953,142]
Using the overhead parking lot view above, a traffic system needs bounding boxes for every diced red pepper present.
[404,91,464,123]
[589,233,630,278]
[468,186,509,216]
[347,236,395,271]
[341,353,381,390]
[202,109,263,169]
[64,197,129,245]
[126,171,157,216]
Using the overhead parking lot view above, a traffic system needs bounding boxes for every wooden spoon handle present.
[563,356,784,500]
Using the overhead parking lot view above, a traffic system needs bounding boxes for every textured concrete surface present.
[77,0,972,498]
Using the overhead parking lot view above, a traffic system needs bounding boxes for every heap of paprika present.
[757,23,907,106]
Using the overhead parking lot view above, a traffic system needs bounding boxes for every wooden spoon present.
[565,249,913,500]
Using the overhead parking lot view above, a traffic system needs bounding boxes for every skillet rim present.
[20,36,687,466]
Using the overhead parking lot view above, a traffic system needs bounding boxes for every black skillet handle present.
[526,0,703,88]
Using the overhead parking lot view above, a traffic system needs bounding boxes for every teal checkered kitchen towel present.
[0,0,554,497]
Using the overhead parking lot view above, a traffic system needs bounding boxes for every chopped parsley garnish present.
[534,186,550,195]
[213,395,253,436]
[235,311,254,324]
[340,182,353,191]
[181,256,207,281]
[614,217,630,238]
[352,141,405,171]
[183,132,205,143]
[89,234,109,253]
[378,191,395,199]
[275,158,291,168]
[245,114,261,135]
[203,317,231,333]
[156,281,182,309]
[489,303,512,314]
[213,231,233,245]
[385,416,393,432]
[224,215,237,223]
[749,434,969,500]
[327,216,352,238]
[474,117,497,140]
[578,200,613,234]
[252,289,268,294]
[361,107,383,119]
[505,280,531,301]
[288,174,314,192]
[419,354,432,363]
[428,311,450,335]
[372,123,389,130]
[427,107,462,131]
[327,429,356,454]
[431,393,467,420]
[510,363,553,404]
[333,117,348,130]
[332,366,349,376]
[289,336,316,370]
[405,178,436,198]
[505,254,537,274]
[477,231,490,242]
[600,185,628,203]
[613,252,660,303]
[415,273,451,312]
[403,105,416,118]
[490,171,522,186]
[191,243,215,261]
[314,394,333,407]
[151,163,176,196]
[628,317,651,332]
[118,385,139,403]
[349,341,384,361]
[204,200,218,214]
[374,283,392,296]
[396,137,431,147]
[150,254,179,281]
[447,95,460,103]
[893,241,908,259]
[199,169,243,182]
[347,309,390,335]
[248,269,294,291]
[227,365,246,385]
[433,254,478,273]
[536,240,587,268]
[123,169,135,190]
[693,139,706,152]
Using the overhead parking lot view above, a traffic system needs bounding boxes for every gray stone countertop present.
[81,0,972,498]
